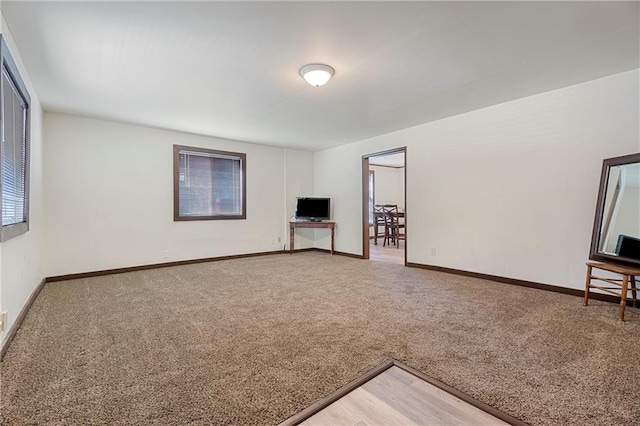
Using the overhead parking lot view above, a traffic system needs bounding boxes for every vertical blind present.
[1,65,27,227]
[178,150,243,217]
[368,171,374,224]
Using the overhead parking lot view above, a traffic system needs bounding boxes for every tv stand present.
[289,221,335,255]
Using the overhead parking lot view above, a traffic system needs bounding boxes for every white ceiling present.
[2,1,638,152]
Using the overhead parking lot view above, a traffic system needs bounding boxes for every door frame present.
[362,147,407,264]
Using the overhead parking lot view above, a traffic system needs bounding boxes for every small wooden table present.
[584,261,640,321]
[290,221,335,255]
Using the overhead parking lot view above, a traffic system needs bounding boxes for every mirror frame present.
[589,152,640,268]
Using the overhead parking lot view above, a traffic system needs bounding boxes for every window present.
[173,145,246,220]
[368,170,375,225]
[0,37,30,242]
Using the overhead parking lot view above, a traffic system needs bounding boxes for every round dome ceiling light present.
[299,64,335,87]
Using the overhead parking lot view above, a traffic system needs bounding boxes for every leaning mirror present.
[590,153,640,267]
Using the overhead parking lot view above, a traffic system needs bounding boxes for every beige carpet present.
[2,252,639,425]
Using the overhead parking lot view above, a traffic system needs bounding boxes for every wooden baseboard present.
[46,249,287,282]
[407,262,624,305]
[313,248,364,259]
[0,278,47,361]
[47,248,362,283]
[289,248,317,253]
[288,247,363,259]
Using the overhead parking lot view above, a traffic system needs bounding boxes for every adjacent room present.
[368,151,406,265]
[0,2,639,425]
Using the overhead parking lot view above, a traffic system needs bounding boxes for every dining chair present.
[382,205,405,248]
[372,204,386,245]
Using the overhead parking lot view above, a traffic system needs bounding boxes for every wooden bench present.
[584,261,640,321]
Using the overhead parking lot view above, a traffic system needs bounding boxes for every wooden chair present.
[372,205,387,245]
[382,205,405,248]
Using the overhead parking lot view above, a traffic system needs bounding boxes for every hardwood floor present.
[299,366,510,426]
[369,240,404,264]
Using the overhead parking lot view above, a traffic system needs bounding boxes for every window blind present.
[1,65,27,227]
[178,150,243,217]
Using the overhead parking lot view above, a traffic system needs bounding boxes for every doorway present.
[362,148,406,265]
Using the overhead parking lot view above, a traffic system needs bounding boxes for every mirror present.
[590,153,640,267]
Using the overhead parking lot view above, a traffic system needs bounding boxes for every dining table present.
[372,210,405,245]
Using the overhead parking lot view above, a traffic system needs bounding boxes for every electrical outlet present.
[162,250,169,259]
[0,311,7,332]
[271,238,277,245]
[277,237,281,243]
[430,248,437,256]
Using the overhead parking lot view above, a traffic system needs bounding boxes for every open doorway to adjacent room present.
[362,148,406,265]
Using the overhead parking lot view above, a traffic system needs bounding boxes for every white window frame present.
[0,37,30,242]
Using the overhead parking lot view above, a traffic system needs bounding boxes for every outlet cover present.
[0,311,7,332]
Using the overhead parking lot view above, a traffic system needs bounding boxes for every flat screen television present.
[295,197,330,221]
[615,234,640,261]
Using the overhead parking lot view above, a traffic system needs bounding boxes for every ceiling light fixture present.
[299,64,335,87]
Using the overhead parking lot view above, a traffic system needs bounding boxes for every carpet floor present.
[2,252,640,425]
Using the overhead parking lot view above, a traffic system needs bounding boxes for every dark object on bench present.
[616,234,640,261]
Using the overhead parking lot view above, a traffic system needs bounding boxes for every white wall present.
[314,70,640,290]
[0,15,46,347]
[285,149,315,249]
[43,113,314,276]
[371,165,404,208]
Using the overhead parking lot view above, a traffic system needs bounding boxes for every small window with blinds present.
[173,145,246,221]
[0,38,30,242]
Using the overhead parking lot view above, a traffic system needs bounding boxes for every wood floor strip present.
[393,361,528,426]
[279,359,528,426]
[369,242,404,264]
[278,359,395,426]
[303,386,417,426]
[370,367,509,425]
